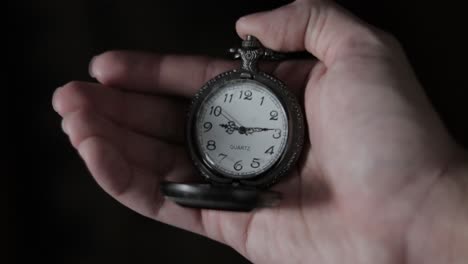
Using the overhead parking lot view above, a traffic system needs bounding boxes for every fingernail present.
[88,56,97,78]
[61,118,69,134]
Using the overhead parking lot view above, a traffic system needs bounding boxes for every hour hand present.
[245,127,275,135]
[220,121,239,134]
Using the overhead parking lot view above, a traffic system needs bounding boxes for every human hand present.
[52,0,468,263]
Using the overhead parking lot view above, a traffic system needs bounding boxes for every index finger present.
[89,51,237,97]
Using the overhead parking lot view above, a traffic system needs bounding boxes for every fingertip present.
[61,118,69,135]
[88,52,111,81]
[88,55,98,79]
[88,51,129,85]
[234,3,304,52]
[235,13,262,40]
[234,16,249,39]
[52,81,95,116]
[52,86,65,114]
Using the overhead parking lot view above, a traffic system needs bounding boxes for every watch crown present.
[242,35,262,49]
[228,35,288,72]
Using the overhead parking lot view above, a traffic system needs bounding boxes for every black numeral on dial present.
[218,153,227,161]
[239,90,253,100]
[224,93,233,103]
[210,106,222,116]
[243,90,252,100]
[203,122,212,132]
[273,129,281,139]
[251,158,260,168]
[270,110,278,120]
[265,146,274,155]
[234,160,243,171]
[207,140,216,150]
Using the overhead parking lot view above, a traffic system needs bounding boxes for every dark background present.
[9,0,467,263]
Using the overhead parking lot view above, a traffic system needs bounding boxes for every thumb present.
[236,0,391,65]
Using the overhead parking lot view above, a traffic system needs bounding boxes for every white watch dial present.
[196,80,289,178]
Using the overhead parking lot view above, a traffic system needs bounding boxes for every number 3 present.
[273,129,281,139]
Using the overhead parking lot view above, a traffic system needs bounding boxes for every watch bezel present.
[186,69,304,188]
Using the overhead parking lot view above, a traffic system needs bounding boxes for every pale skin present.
[52,0,468,263]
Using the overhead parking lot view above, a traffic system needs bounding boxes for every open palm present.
[53,1,464,263]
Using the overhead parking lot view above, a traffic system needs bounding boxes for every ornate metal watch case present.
[161,36,305,211]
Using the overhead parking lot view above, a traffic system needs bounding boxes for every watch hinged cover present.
[160,181,282,212]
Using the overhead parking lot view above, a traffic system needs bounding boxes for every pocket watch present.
[161,36,305,211]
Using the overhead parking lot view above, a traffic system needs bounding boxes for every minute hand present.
[222,111,245,128]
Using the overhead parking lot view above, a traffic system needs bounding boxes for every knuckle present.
[66,109,105,147]
[68,108,95,126]
[281,1,310,51]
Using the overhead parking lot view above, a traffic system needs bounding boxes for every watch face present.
[195,79,289,179]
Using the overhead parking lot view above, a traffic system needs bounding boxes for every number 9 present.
[203,122,212,132]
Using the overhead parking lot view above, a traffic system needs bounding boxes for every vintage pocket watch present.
[161,36,304,211]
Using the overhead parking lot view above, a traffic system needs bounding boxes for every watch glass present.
[195,79,288,179]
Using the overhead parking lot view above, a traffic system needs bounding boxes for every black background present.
[9,0,467,263]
